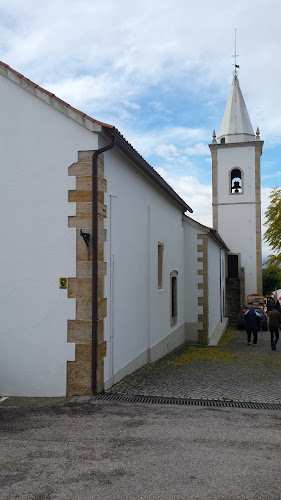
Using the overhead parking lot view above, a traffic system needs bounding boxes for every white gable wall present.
[0,73,99,396]
[103,148,185,388]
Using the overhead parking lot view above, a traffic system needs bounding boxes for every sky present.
[0,0,280,258]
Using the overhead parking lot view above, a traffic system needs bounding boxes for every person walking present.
[267,305,281,350]
[267,298,274,312]
[244,308,261,345]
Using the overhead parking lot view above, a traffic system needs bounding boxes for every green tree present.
[263,187,281,295]
[262,267,281,295]
[264,187,281,269]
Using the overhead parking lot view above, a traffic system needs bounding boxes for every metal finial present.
[232,28,240,75]
[212,130,217,144]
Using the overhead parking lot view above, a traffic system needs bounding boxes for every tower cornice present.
[209,140,264,154]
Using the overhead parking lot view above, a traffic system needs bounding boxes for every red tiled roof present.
[184,213,213,231]
[0,60,115,130]
[183,214,229,249]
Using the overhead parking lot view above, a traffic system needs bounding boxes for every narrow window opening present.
[170,270,178,326]
[158,243,164,289]
[231,168,242,194]
[220,137,225,144]
[228,255,239,278]
[171,277,177,317]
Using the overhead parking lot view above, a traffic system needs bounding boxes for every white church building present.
[0,61,262,397]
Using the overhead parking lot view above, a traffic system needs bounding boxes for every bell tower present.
[209,74,263,300]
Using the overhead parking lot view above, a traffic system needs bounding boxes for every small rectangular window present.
[158,243,164,289]
[171,277,177,317]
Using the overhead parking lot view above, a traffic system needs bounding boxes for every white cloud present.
[0,1,279,209]
[123,126,209,158]
[156,168,212,227]
[184,143,209,156]
[155,144,178,158]
[1,0,281,148]
[2,0,281,140]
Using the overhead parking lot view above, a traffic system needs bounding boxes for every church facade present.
[0,61,261,397]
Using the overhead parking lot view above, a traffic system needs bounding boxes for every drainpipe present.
[219,247,222,322]
[92,134,116,394]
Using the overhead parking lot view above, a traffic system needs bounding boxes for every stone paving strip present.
[108,329,281,403]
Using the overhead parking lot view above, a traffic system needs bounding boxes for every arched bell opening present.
[230,168,242,194]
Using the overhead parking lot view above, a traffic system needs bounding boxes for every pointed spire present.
[212,129,217,144]
[256,127,260,140]
[217,75,255,144]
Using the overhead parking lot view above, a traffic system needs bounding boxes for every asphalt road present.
[1,400,281,499]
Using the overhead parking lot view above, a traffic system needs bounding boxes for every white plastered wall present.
[103,148,185,388]
[183,219,202,342]
[218,204,257,297]
[217,146,256,205]
[183,217,228,344]
[208,238,223,337]
[216,146,258,297]
[0,73,99,396]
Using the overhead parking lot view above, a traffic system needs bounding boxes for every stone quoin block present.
[67,151,108,395]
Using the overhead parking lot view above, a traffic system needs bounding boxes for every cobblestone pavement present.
[108,329,281,403]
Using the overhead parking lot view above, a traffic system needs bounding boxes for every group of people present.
[266,297,280,312]
[244,300,281,350]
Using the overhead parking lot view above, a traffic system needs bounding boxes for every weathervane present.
[232,28,240,75]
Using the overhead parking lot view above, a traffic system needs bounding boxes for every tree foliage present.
[264,187,281,268]
[262,267,281,295]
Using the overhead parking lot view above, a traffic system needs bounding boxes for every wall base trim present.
[149,323,185,363]
[104,323,185,390]
[208,317,229,346]
[185,322,200,342]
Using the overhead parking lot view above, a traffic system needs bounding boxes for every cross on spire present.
[232,28,240,75]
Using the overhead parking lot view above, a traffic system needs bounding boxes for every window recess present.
[158,243,164,289]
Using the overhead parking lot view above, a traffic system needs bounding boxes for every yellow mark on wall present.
[59,277,68,289]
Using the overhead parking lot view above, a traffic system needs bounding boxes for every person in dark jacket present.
[244,308,261,345]
[267,305,281,350]
[267,298,274,312]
